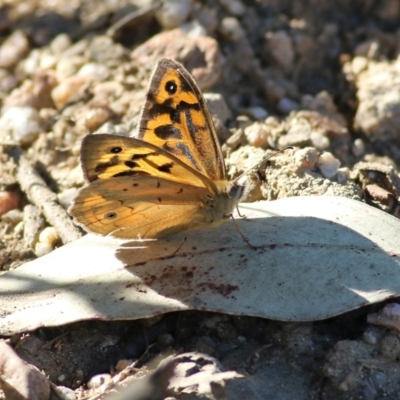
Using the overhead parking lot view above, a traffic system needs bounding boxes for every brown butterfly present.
[69,58,244,239]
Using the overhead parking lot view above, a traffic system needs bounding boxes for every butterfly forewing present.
[80,134,217,191]
[138,58,226,181]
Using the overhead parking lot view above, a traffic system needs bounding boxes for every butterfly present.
[69,58,245,239]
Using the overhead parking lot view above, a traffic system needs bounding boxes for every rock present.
[0,106,44,145]
[354,57,400,141]
[0,341,50,400]
[316,152,341,178]
[0,30,29,68]
[264,30,295,73]
[0,191,20,216]
[131,28,222,90]
[51,75,88,109]
[219,17,246,41]
[155,0,192,29]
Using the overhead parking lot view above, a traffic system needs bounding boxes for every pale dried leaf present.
[0,196,399,335]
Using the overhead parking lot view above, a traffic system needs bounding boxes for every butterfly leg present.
[166,236,188,258]
[230,214,258,250]
[235,205,247,218]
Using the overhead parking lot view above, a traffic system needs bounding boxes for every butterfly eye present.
[105,212,117,220]
[109,146,122,154]
[165,80,177,95]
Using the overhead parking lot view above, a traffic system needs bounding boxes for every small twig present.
[106,2,161,37]
[7,146,82,244]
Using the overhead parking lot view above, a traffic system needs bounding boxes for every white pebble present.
[352,138,365,157]
[316,152,341,178]
[87,373,112,389]
[51,75,88,109]
[310,131,330,150]
[1,209,23,223]
[0,30,29,68]
[0,106,43,145]
[38,227,59,247]
[336,167,350,184]
[78,63,109,81]
[35,242,53,257]
[50,33,72,55]
[244,122,270,147]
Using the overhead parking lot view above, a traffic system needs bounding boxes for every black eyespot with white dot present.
[110,146,122,154]
[165,80,177,95]
[105,212,117,220]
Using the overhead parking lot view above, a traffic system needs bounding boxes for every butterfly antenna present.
[231,146,293,184]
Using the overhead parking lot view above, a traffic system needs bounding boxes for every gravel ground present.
[1,0,400,399]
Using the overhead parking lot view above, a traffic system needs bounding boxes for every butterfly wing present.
[137,58,226,181]
[70,176,215,238]
[79,134,216,191]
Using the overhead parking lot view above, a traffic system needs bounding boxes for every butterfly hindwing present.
[70,175,213,238]
[138,58,226,181]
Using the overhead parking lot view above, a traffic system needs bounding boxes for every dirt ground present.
[1,0,400,399]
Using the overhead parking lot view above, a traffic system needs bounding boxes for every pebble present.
[264,30,295,73]
[17,335,45,354]
[0,191,20,216]
[78,62,109,81]
[316,152,341,178]
[87,373,112,389]
[0,342,50,400]
[50,33,72,55]
[367,302,400,331]
[336,167,350,184]
[294,147,319,170]
[351,138,365,157]
[115,359,134,371]
[51,75,88,109]
[354,58,400,141]
[1,209,23,224]
[35,242,54,257]
[0,30,29,68]
[38,226,60,247]
[39,50,57,70]
[244,121,270,147]
[0,106,44,145]
[131,28,222,90]
[363,330,377,345]
[35,227,60,256]
[52,386,76,400]
[155,0,192,29]
[219,0,246,16]
[277,97,299,113]
[204,92,232,123]
[157,333,175,348]
[310,131,330,150]
[242,106,268,120]
[219,17,246,41]
[84,106,113,132]
[351,56,369,74]
[56,56,85,80]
